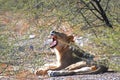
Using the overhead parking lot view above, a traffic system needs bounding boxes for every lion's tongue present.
[50,40,57,48]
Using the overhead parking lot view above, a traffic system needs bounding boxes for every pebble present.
[29,34,36,39]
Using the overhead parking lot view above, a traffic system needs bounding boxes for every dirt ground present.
[45,72,120,80]
[0,72,119,80]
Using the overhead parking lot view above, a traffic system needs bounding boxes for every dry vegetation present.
[0,0,120,79]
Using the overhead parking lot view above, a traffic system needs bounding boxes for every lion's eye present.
[50,31,56,35]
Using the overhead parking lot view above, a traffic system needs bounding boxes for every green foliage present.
[91,27,120,55]
[0,29,15,61]
[0,0,119,27]
[0,34,9,55]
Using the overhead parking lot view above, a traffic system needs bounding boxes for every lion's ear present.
[67,35,74,42]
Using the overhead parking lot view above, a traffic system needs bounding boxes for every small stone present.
[30,45,34,51]
[29,34,36,39]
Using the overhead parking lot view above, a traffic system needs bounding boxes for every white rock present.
[29,35,36,39]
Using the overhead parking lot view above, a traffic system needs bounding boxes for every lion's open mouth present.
[50,36,58,48]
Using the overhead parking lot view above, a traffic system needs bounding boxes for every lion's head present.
[49,31,74,49]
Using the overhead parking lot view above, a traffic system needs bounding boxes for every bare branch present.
[93,0,113,28]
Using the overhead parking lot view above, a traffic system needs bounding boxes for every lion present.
[36,31,108,76]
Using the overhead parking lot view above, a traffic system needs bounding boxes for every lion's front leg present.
[36,63,62,76]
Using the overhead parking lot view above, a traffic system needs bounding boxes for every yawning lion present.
[36,31,108,76]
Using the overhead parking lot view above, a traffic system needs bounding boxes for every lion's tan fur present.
[36,31,108,76]
[36,31,87,76]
